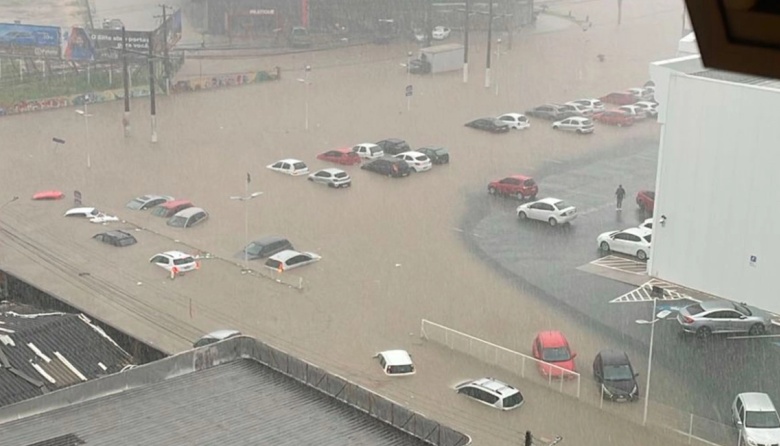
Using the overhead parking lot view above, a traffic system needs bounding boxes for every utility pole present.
[485,0,494,88]
[122,27,131,137]
[617,0,623,25]
[160,4,172,93]
[463,0,470,83]
[148,32,157,143]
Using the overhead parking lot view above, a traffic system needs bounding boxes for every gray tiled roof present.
[2,359,431,446]
[0,312,132,407]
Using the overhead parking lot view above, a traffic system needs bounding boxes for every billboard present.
[64,27,150,61]
[0,23,61,58]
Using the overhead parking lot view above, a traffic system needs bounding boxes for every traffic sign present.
[405,85,413,97]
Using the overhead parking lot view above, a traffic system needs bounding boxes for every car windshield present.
[173,257,194,265]
[152,207,170,217]
[734,303,752,316]
[542,347,571,362]
[168,216,187,227]
[603,364,634,381]
[745,411,780,429]
[293,162,307,170]
[370,147,382,154]
[266,259,282,269]
[435,148,448,154]
[414,156,427,161]
[126,198,145,209]
[503,392,523,408]
[245,243,264,255]
[117,237,136,246]
[387,364,414,374]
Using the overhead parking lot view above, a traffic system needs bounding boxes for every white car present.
[497,113,530,130]
[394,151,432,172]
[597,227,652,261]
[633,101,658,117]
[64,207,119,223]
[308,168,351,188]
[432,26,451,40]
[266,159,309,176]
[639,218,653,231]
[560,102,592,116]
[264,249,321,272]
[552,116,595,134]
[618,105,648,120]
[149,251,198,274]
[733,393,780,446]
[193,329,242,348]
[374,350,416,376]
[455,377,524,410]
[569,98,605,113]
[351,143,384,160]
[517,197,577,226]
[628,87,652,100]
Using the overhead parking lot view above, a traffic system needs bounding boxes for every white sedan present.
[149,251,199,274]
[395,151,432,172]
[497,113,530,130]
[516,197,577,226]
[374,350,416,376]
[64,207,119,223]
[618,105,648,120]
[597,227,652,260]
[432,26,451,40]
[264,250,321,272]
[266,158,309,176]
[568,99,605,113]
[308,168,351,188]
[552,116,594,134]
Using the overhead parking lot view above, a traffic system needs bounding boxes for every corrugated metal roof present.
[690,69,780,90]
[0,312,132,407]
[1,360,431,446]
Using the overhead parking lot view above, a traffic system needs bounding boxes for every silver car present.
[308,168,351,188]
[677,300,772,339]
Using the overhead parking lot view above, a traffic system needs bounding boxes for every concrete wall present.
[648,73,780,314]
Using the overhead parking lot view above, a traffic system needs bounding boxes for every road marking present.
[670,429,725,446]
[590,255,648,274]
[610,279,700,303]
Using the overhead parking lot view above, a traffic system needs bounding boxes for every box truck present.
[409,43,464,74]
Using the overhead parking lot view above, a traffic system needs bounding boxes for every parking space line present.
[590,255,648,274]
[610,279,701,303]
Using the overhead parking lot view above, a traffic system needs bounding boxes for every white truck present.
[409,43,464,74]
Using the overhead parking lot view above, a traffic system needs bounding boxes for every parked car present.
[526,104,576,121]
[237,236,294,260]
[93,230,137,247]
[639,218,653,231]
[351,143,384,160]
[32,190,64,200]
[394,151,432,172]
[264,249,321,272]
[593,110,635,127]
[636,190,655,213]
[266,159,309,176]
[597,227,652,260]
[600,91,638,105]
[317,148,362,166]
[628,87,653,101]
[633,101,658,117]
[374,350,416,376]
[552,116,595,134]
[617,105,648,120]
[151,199,193,218]
[193,329,242,348]
[126,194,173,210]
[593,349,639,402]
[465,117,510,133]
[732,393,780,446]
[432,26,451,40]
[411,28,426,43]
[454,377,524,410]
[308,168,352,188]
[149,250,198,274]
[361,156,412,177]
[677,301,772,338]
[375,138,411,155]
[64,207,118,223]
[517,197,577,226]
[417,146,450,164]
[167,207,208,228]
[531,331,577,378]
[497,113,530,130]
[568,99,605,113]
[558,103,591,116]
[488,175,538,200]
[288,26,312,48]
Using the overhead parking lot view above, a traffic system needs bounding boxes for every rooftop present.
[689,69,780,92]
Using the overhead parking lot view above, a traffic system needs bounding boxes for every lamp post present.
[406,51,412,111]
[485,0,494,88]
[636,301,672,426]
[296,65,312,131]
[495,38,501,96]
[75,94,93,168]
[230,181,263,269]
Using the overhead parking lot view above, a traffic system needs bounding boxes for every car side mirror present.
[740,315,747,319]
[571,352,577,359]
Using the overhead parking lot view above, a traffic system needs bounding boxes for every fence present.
[420,319,581,398]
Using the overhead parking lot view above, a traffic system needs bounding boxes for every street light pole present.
[406,51,412,111]
[230,183,263,269]
[296,65,312,131]
[75,95,93,168]
[495,38,501,96]
[636,300,671,426]
[485,0,494,88]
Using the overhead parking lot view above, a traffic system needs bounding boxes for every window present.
[626,234,641,242]
[542,347,571,362]
[272,162,282,168]
[476,389,499,404]
[523,179,536,186]
[745,411,780,429]
[293,162,307,170]
[736,398,744,420]
[316,171,329,178]
[335,172,348,179]
[173,257,195,266]
[541,203,554,211]
[288,255,307,266]
[281,163,290,170]
[378,355,386,368]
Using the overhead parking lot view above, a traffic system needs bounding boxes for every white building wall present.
[649,73,780,314]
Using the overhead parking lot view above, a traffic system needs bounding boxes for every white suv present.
[395,151,432,172]
[455,377,524,410]
[374,350,416,376]
[149,251,198,274]
[733,393,780,446]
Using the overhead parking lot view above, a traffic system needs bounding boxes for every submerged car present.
[266,159,309,176]
[167,207,209,228]
[149,250,198,274]
[593,349,639,402]
[455,377,524,410]
[465,118,510,133]
[600,91,638,105]
[375,138,411,156]
[64,207,119,223]
[636,190,655,213]
[317,148,362,166]
[374,350,416,376]
[497,113,530,130]
[193,329,242,348]
[552,116,594,134]
[32,190,64,200]
[93,230,137,247]
[308,168,352,188]
[394,151,432,172]
[532,331,577,378]
[264,250,321,272]
[361,157,412,177]
[351,143,384,160]
[151,199,193,218]
[126,195,173,210]
[237,236,294,260]
[677,300,772,339]
[593,110,635,127]
[417,146,450,164]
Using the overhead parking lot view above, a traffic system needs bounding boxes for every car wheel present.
[548,218,557,227]
[599,241,610,252]
[637,250,648,261]
[696,326,712,340]
[552,125,559,130]
[749,324,766,336]
[518,211,527,220]
[488,187,497,195]
[515,193,524,201]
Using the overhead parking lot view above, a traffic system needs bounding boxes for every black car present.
[361,156,412,177]
[418,146,450,164]
[465,118,510,133]
[376,138,411,155]
[593,349,639,402]
[525,104,578,121]
[93,230,137,247]
[236,236,294,260]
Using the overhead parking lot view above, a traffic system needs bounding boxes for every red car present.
[316,148,362,166]
[636,190,655,213]
[532,331,577,378]
[488,175,538,200]
[593,111,634,127]
[599,91,638,106]
[32,190,65,200]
